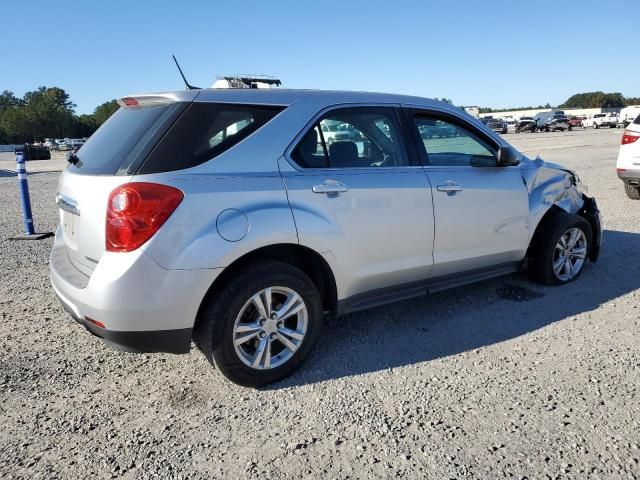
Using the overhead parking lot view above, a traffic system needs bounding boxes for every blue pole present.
[15,150,35,235]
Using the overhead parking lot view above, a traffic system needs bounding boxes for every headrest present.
[328,141,358,167]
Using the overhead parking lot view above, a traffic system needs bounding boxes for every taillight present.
[121,97,139,106]
[622,130,640,145]
[106,183,183,252]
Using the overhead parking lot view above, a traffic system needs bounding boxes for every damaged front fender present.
[521,156,602,261]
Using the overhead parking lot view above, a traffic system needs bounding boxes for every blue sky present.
[1,0,638,114]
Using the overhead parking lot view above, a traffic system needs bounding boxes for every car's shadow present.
[269,229,640,389]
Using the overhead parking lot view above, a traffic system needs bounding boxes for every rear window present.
[70,103,186,175]
[138,102,285,174]
[634,114,640,125]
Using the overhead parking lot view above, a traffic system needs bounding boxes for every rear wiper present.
[66,152,80,166]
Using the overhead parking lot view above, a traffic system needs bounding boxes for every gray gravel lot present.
[1,128,639,479]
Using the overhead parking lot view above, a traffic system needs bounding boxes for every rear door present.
[281,106,435,299]
[408,108,529,277]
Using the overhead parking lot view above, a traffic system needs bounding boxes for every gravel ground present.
[1,128,639,479]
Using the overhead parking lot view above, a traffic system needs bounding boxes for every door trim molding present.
[336,261,522,316]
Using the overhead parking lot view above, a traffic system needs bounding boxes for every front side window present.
[291,108,408,168]
[414,116,497,167]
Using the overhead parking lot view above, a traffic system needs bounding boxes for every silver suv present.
[50,89,602,386]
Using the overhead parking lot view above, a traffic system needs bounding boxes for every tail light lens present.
[106,183,183,252]
[622,130,640,145]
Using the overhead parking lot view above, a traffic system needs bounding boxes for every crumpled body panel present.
[519,156,586,237]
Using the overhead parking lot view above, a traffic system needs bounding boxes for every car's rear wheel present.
[624,183,640,200]
[196,260,323,387]
[528,212,592,286]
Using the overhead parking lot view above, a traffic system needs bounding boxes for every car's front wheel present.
[528,212,592,286]
[196,260,323,387]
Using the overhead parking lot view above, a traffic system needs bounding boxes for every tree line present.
[477,91,640,114]
[0,87,119,144]
[2,87,639,144]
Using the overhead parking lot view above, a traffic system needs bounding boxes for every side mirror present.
[497,146,520,166]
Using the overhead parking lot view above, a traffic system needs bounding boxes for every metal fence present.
[0,145,23,153]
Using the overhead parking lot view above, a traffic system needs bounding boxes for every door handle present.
[436,182,463,195]
[312,180,349,196]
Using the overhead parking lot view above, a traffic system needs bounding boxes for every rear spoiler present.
[117,91,200,108]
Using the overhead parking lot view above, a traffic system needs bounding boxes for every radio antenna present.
[172,55,200,90]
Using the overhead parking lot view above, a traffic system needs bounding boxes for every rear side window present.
[138,103,284,174]
[291,107,409,168]
[70,103,186,175]
[634,115,640,125]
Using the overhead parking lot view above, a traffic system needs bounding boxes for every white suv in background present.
[617,114,640,199]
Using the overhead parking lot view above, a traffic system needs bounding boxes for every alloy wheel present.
[552,227,587,281]
[232,286,308,370]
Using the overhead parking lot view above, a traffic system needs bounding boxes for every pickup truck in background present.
[486,118,508,134]
[582,113,617,129]
[620,106,640,127]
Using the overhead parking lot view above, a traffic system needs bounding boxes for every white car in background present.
[582,113,616,129]
[55,139,71,151]
[616,114,640,199]
[69,138,86,149]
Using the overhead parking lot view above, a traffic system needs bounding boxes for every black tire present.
[528,212,593,286]
[195,260,323,387]
[624,183,640,200]
[594,122,599,129]
[568,125,572,131]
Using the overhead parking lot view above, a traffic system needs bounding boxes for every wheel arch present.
[527,197,600,264]
[527,205,563,260]
[193,243,338,336]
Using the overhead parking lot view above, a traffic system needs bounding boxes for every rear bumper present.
[617,168,640,184]
[49,226,220,354]
[55,294,192,353]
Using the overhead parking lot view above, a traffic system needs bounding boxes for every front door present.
[410,110,530,277]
